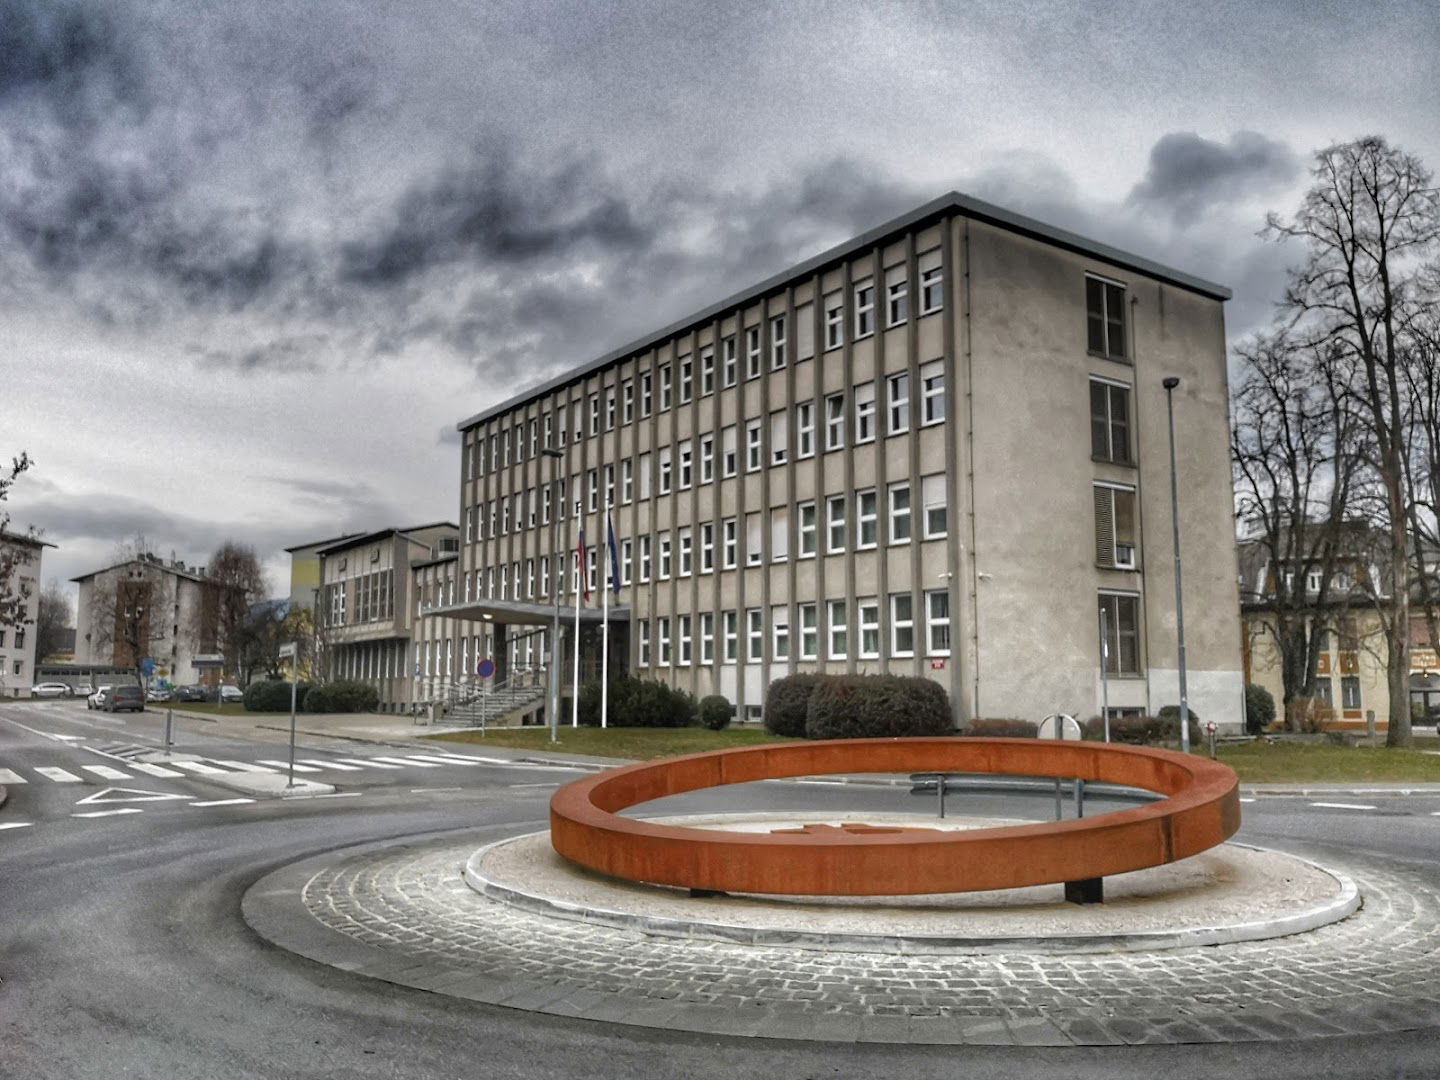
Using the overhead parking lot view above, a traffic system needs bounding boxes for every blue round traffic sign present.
[477,659,496,679]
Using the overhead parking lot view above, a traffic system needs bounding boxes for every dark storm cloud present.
[0,0,136,104]
[1129,131,1299,224]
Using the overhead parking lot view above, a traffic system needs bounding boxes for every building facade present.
[441,192,1245,729]
[284,533,362,612]
[0,531,50,696]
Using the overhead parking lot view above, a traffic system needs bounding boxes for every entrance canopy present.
[431,598,630,628]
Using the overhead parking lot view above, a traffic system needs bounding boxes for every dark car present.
[174,685,207,703]
[100,685,145,713]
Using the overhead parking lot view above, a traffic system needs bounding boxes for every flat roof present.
[316,523,458,557]
[457,189,1232,432]
[284,532,364,554]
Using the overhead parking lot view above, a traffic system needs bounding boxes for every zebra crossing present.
[0,748,535,787]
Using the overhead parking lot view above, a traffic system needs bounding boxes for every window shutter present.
[1094,486,1115,567]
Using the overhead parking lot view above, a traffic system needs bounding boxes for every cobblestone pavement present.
[242,829,1440,1046]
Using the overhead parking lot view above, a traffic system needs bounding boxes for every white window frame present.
[700,612,715,663]
[770,313,787,370]
[825,392,845,451]
[745,512,762,566]
[799,603,818,660]
[798,500,817,558]
[723,611,738,662]
[854,280,874,337]
[921,359,945,425]
[886,270,908,327]
[745,326,762,380]
[889,483,911,543]
[747,608,764,662]
[922,474,948,539]
[827,495,847,553]
[769,410,788,465]
[772,606,790,661]
[824,290,843,350]
[925,589,951,656]
[678,355,693,404]
[796,400,815,459]
[700,522,715,573]
[828,599,848,659]
[890,593,915,657]
[746,419,763,472]
[887,372,910,434]
[859,599,880,659]
[700,347,715,396]
[856,488,878,549]
[699,433,714,484]
[854,381,876,443]
[722,517,738,569]
[722,335,737,387]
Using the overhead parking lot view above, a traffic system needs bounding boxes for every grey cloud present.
[0,0,136,105]
[1129,131,1298,224]
[436,425,462,447]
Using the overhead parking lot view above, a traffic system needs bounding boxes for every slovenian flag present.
[577,525,590,603]
[607,515,621,598]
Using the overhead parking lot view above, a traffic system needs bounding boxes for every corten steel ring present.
[549,738,1241,895]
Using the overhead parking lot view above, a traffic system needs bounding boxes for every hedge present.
[804,675,952,740]
[764,674,820,737]
[303,679,379,714]
[243,680,310,712]
[962,718,1038,738]
[1081,714,1202,746]
[698,695,733,731]
[577,674,696,728]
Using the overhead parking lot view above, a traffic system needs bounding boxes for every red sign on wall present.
[930,659,946,670]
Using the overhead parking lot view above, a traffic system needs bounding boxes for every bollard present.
[164,706,173,756]
[1366,709,1376,741]
[1206,720,1217,760]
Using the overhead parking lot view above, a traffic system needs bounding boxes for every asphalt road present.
[4,698,1440,1080]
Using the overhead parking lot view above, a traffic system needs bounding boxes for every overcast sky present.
[4,0,1438,601]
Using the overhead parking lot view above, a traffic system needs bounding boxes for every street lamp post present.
[541,446,564,743]
[1162,376,1191,754]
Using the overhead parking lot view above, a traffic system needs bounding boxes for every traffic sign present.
[141,658,156,677]
[278,642,297,660]
[477,658,496,680]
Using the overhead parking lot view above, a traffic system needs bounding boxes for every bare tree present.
[87,536,168,686]
[1264,136,1440,747]
[0,453,35,629]
[207,542,269,683]
[35,580,73,664]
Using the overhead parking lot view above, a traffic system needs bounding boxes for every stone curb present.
[192,770,336,800]
[462,834,1361,955]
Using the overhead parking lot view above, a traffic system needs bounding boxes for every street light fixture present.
[541,445,565,744]
[1162,376,1191,754]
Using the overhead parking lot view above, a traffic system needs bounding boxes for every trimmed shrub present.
[764,674,821,737]
[1245,683,1276,734]
[804,675,952,740]
[304,679,379,714]
[963,718,1038,738]
[698,695,733,731]
[243,680,309,712]
[577,674,696,728]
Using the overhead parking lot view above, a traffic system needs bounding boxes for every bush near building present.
[764,674,821,737]
[243,680,309,712]
[1245,683,1277,734]
[1081,713,1202,746]
[698,695,733,731]
[304,680,379,714]
[577,674,697,728]
[962,718,1038,737]
[804,675,952,740]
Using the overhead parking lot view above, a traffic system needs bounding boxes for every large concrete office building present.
[441,192,1245,728]
[0,530,50,696]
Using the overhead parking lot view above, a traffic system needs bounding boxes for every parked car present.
[100,685,145,713]
[174,685,206,703]
[216,685,244,704]
[146,686,173,703]
[30,683,73,698]
[87,685,113,710]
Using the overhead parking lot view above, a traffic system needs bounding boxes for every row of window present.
[0,627,24,649]
[466,258,946,479]
[635,590,953,667]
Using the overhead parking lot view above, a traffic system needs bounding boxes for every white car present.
[30,683,73,698]
[87,685,112,710]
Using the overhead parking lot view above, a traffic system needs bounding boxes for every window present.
[1086,276,1127,360]
[854,381,876,443]
[640,371,653,417]
[700,348,715,395]
[827,495,847,552]
[1090,380,1132,463]
[891,593,915,656]
[854,279,875,337]
[699,434,714,484]
[638,452,652,499]
[678,615,692,665]
[828,600,848,659]
[722,335,737,387]
[886,267,908,326]
[555,409,566,447]
[746,419,763,472]
[824,290,844,349]
[769,409,788,465]
[926,590,951,655]
[859,599,880,659]
[621,459,634,504]
[1094,484,1138,569]
[605,387,616,430]
[747,608,764,661]
[1342,675,1361,709]
[1314,676,1333,705]
[723,610,738,662]
[529,418,539,457]
[887,372,910,434]
[604,464,615,509]
[773,606,790,660]
[571,401,582,443]
[722,517,738,569]
[798,500,817,557]
[587,469,599,513]
[825,392,845,451]
[771,506,789,562]
[500,428,510,466]
[799,603,818,659]
[588,393,600,436]
[541,486,553,525]
[678,527,693,576]
[639,621,651,666]
[889,484,911,543]
[745,326,762,379]
[700,612,715,663]
[1098,592,1140,674]
[659,534,672,580]
[639,536,652,583]
[622,380,634,424]
[770,314,787,370]
[796,400,815,458]
[658,446,673,494]
[678,439,693,489]
[700,522,715,573]
[795,302,815,359]
[919,254,943,314]
[746,512,762,566]
[721,425,737,478]
[922,474,947,538]
[856,489,878,548]
[620,540,632,585]
[679,355,693,404]
[659,364,672,411]
[658,616,671,666]
[921,360,945,424]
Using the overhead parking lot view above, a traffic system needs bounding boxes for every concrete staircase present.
[442,678,549,729]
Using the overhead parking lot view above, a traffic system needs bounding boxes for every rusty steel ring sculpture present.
[549,738,1240,895]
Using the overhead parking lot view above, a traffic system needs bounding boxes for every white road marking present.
[411,787,463,793]
[1310,801,1377,811]
[509,782,559,789]
[189,798,255,807]
[406,754,486,766]
[257,760,321,773]
[76,787,190,804]
[336,758,402,769]
[212,760,278,773]
[1239,797,1257,803]
[0,768,28,784]
[0,821,34,830]
[130,762,185,778]
[35,767,81,783]
[287,792,363,799]
[3,719,80,742]
[374,756,441,768]
[72,808,144,818]
[170,761,229,775]
[299,759,363,771]
[81,765,131,780]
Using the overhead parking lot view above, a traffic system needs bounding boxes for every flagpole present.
[601,505,610,730]
[572,545,582,728]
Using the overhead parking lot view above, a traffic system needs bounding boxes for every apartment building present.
[442,192,1245,729]
[0,530,51,695]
